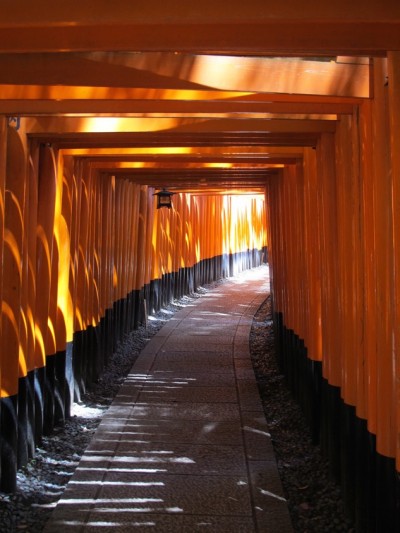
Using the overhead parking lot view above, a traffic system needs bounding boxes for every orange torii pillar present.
[386,51,400,532]
[0,118,6,489]
[134,185,149,327]
[1,125,27,491]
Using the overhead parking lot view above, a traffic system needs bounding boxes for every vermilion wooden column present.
[90,173,100,332]
[118,180,130,333]
[317,133,340,388]
[132,184,147,324]
[1,126,26,491]
[179,193,189,293]
[386,52,400,532]
[82,164,96,384]
[366,50,400,533]
[0,118,7,489]
[58,155,76,414]
[357,60,388,533]
[100,174,114,363]
[106,176,116,354]
[369,58,393,466]
[170,192,179,296]
[44,147,65,433]
[359,98,377,438]
[143,187,154,304]
[336,111,366,519]
[112,176,122,339]
[284,165,297,336]
[190,194,200,287]
[69,159,81,340]
[335,115,357,409]
[123,180,132,329]
[303,147,322,363]
[149,188,160,311]
[265,177,275,310]
[387,51,400,476]
[315,132,342,481]
[73,161,91,397]
[88,170,101,382]
[295,160,306,346]
[267,173,282,329]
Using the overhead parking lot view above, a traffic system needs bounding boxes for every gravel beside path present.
[0,279,354,532]
[250,295,355,533]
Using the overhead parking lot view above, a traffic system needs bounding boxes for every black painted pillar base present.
[0,395,18,492]
[33,366,45,444]
[104,307,114,365]
[354,417,376,532]
[376,454,399,533]
[149,278,160,314]
[275,310,400,530]
[134,288,144,329]
[17,376,29,469]
[64,342,74,419]
[320,379,341,481]
[26,371,36,456]
[340,403,357,522]
[72,329,85,403]
[43,354,56,435]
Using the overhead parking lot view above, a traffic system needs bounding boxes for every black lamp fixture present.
[154,188,174,209]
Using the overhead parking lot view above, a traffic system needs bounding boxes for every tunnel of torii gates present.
[1,0,400,530]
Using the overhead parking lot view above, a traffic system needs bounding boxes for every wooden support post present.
[0,117,7,489]
[1,125,26,490]
[387,51,400,475]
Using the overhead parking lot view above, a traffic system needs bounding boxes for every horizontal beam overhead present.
[29,131,322,149]
[1,2,390,195]
[60,145,305,157]
[25,117,336,135]
[0,53,369,98]
[0,100,344,118]
[0,1,399,55]
[99,168,276,192]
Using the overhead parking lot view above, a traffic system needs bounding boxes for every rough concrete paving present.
[44,267,293,532]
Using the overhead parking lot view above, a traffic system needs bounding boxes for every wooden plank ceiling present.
[1,1,399,194]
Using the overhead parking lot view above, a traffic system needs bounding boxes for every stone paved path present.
[44,265,293,532]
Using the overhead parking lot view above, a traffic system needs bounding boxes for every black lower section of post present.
[273,310,400,531]
[0,395,18,492]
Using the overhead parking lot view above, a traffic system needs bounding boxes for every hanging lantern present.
[154,188,174,209]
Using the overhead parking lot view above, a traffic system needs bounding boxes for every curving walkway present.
[44,265,293,532]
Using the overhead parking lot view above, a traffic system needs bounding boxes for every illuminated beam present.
[0,84,363,106]
[24,116,336,134]
[88,159,299,169]
[0,83,361,122]
[0,53,369,97]
[0,100,338,120]
[98,167,282,179]
[0,85,251,100]
[58,145,305,157]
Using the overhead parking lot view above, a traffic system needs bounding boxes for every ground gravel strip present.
[0,281,354,532]
[250,295,355,533]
